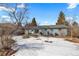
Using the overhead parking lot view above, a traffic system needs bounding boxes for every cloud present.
[0,15,11,22]
[66,16,79,20]
[17,3,25,8]
[1,15,10,18]
[66,16,73,20]
[76,16,79,19]
[67,3,79,9]
[0,6,15,12]
[43,21,49,25]
[66,16,79,24]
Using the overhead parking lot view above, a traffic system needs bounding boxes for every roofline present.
[25,25,68,30]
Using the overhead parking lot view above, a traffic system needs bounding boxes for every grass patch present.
[65,38,79,43]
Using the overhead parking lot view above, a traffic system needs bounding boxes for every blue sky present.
[0,3,79,25]
[28,3,79,25]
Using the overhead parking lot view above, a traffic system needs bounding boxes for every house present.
[25,25,68,37]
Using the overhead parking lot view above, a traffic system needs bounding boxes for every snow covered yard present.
[11,36,79,56]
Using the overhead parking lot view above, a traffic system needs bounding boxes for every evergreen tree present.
[56,11,66,25]
[72,21,78,26]
[31,17,37,26]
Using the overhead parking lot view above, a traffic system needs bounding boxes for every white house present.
[25,25,68,37]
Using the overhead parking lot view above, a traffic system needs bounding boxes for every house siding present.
[38,28,67,36]
[25,25,68,37]
[52,29,67,36]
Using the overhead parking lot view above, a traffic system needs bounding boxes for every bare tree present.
[0,25,15,49]
[0,4,29,55]
[67,16,78,40]
[0,3,28,27]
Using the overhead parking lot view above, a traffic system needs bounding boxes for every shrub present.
[0,48,17,56]
[13,29,25,36]
[23,34,29,39]
[0,35,15,49]
[31,34,38,38]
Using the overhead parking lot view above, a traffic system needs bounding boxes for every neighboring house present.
[25,25,68,37]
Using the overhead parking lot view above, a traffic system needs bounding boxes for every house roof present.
[25,25,68,30]
[39,25,68,29]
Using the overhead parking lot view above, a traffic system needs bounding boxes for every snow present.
[12,36,79,56]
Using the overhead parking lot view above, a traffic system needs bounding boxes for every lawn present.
[11,36,79,56]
